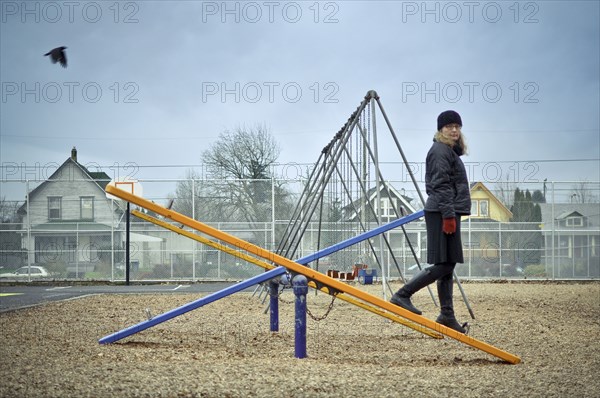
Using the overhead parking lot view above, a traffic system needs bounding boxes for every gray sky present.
[1,0,599,200]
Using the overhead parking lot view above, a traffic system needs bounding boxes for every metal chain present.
[306,295,336,321]
[277,291,294,305]
[273,287,337,322]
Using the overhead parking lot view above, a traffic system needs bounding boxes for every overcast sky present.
[1,0,599,201]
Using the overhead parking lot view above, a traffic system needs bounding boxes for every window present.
[374,197,395,217]
[566,217,583,227]
[381,197,397,217]
[16,267,38,274]
[479,200,489,217]
[48,197,62,220]
[80,197,94,220]
[471,199,489,217]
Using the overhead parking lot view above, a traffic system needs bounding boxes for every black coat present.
[424,140,471,218]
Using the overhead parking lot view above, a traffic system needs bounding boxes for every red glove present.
[442,217,456,235]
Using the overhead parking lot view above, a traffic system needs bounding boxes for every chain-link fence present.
[1,178,598,281]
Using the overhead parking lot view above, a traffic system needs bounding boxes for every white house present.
[18,148,125,277]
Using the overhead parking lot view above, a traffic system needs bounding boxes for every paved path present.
[0,283,257,313]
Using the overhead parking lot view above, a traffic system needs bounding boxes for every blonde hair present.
[434,130,468,155]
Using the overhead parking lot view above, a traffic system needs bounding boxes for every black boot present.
[390,266,448,315]
[435,274,467,333]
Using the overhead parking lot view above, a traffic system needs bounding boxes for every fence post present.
[551,181,555,280]
[26,180,32,273]
[499,221,502,278]
[111,200,115,281]
[192,178,196,280]
[271,177,276,252]
[468,216,472,278]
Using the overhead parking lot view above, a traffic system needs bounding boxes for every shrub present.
[523,264,547,278]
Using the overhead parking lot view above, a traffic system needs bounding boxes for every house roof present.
[469,181,513,218]
[87,171,111,189]
[538,203,600,230]
[18,149,114,214]
[556,210,584,219]
[343,182,418,220]
[25,158,110,198]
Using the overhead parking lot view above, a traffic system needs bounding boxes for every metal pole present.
[192,179,196,280]
[269,280,279,332]
[126,201,130,285]
[26,180,31,281]
[111,200,115,282]
[286,94,373,259]
[293,274,308,359]
[370,98,387,299]
[468,216,472,278]
[272,177,276,252]
[572,225,575,278]
[499,221,502,278]
[551,181,555,280]
[356,114,435,301]
[374,97,426,205]
[338,143,410,284]
[76,222,80,278]
[276,152,325,254]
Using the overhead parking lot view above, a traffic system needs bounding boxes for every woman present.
[390,110,471,333]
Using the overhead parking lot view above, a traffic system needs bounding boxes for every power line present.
[2,128,599,140]
[1,159,599,169]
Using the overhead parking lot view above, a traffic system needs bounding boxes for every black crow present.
[44,46,67,68]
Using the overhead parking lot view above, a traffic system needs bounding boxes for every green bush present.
[523,264,547,278]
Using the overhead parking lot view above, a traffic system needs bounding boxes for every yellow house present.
[465,182,512,222]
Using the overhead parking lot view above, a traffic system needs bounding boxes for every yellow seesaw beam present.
[108,185,521,364]
[131,210,443,339]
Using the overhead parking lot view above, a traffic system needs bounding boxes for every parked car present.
[0,266,52,278]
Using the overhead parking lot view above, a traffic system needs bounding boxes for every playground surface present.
[1,281,598,397]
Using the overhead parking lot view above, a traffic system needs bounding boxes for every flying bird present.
[44,46,67,68]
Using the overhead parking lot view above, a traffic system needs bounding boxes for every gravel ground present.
[1,281,599,397]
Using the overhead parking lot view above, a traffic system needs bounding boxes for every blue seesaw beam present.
[99,266,286,344]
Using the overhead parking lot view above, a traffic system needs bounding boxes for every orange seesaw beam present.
[108,185,521,364]
[131,210,443,339]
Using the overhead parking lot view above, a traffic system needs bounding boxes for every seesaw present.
[101,185,521,364]
[128,209,442,338]
[99,208,441,344]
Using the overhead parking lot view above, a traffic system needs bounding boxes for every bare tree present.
[0,196,21,224]
[170,170,224,221]
[0,197,24,267]
[199,125,280,226]
[203,124,280,180]
[571,180,600,203]
[171,125,295,230]
[495,175,518,208]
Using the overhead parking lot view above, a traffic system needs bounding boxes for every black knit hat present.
[437,110,462,131]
